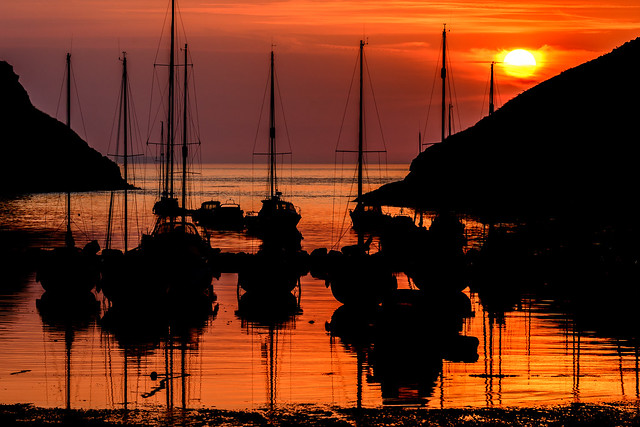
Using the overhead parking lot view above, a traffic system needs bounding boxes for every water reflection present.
[7,165,640,411]
[100,286,218,413]
[327,289,478,407]
[36,291,100,410]
[236,276,302,411]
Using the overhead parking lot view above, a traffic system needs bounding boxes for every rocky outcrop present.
[0,60,126,195]
[362,37,640,221]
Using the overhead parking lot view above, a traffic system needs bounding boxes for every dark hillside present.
[0,61,126,195]
[362,37,640,220]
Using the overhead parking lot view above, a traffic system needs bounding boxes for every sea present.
[0,163,638,411]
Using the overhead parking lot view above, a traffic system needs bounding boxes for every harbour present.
[2,164,640,413]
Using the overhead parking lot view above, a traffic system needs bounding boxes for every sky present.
[1,0,639,164]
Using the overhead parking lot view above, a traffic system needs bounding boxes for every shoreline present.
[2,402,640,426]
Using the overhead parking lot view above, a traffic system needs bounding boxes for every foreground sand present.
[2,402,640,426]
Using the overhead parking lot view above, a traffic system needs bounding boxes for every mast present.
[165,0,176,201]
[65,53,74,248]
[489,62,495,116]
[357,40,364,208]
[357,40,365,248]
[441,24,447,144]
[182,44,188,225]
[122,52,129,252]
[269,49,276,199]
[159,122,164,197]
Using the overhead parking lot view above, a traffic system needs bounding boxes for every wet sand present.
[2,403,640,426]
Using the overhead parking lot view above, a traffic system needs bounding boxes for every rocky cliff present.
[362,37,640,221]
[0,60,126,195]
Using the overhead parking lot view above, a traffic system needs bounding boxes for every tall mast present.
[441,24,447,144]
[269,49,276,199]
[489,62,495,116]
[182,44,188,225]
[357,40,364,206]
[165,0,176,201]
[122,52,129,253]
[357,40,365,248]
[159,122,164,196]
[65,53,74,248]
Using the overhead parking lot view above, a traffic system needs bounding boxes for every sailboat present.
[325,41,397,307]
[245,50,301,241]
[140,7,214,297]
[101,1,213,304]
[37,52,100,294]
[346,41,392,235]
[381,26,466,292]
[100,51,174,304]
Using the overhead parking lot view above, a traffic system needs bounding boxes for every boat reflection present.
[236,273,302,411]
[100,281,218,412]
[381,211,467,293]
[321,244,397,307]
[237,251,306,296]
[327,288,478,407]
[36,290,100,410]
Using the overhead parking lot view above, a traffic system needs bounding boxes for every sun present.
[503,49,537,78]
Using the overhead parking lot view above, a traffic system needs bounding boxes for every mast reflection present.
[100,281,218,414]
[236,272,302,411]
[36,291,100,410]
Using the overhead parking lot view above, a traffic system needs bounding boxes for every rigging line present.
[331,151,338,246]
[334,152,352,249]
[275,69,293,156]
[146,66,168,145]
[481,67,490,118]
[445,43,462,135]
[251,66,271,156]
[125,74,145,240]
[495,72,503,110]
[275,69,295,199]
[188,63,203,143]
[71,65,90,145]
[106,65,122,164]
[334,51,359,153]
[153,0,171,66]
[176,0,189,47]
[334,161,360,247]
[363,54,388,151]
[55,60,66,122]
[422,35,444,140]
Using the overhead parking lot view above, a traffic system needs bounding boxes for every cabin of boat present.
[193,200,245,230]
[247,193,301,231]
[152,197,182,218]
[350,203,391,232]
[259,196,299,220]
[141,216,208,251]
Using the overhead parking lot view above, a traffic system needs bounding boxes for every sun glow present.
[503,49,538,78]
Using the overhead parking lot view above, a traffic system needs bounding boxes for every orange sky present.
[1,0,639,163]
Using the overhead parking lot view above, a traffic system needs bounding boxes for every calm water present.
[1,164,639,411]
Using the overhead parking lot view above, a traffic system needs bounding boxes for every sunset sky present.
[1,0,639,163]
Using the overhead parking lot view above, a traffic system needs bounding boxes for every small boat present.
[245,50,301,240]
[37,53,100,295]
[193,199,244,230]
